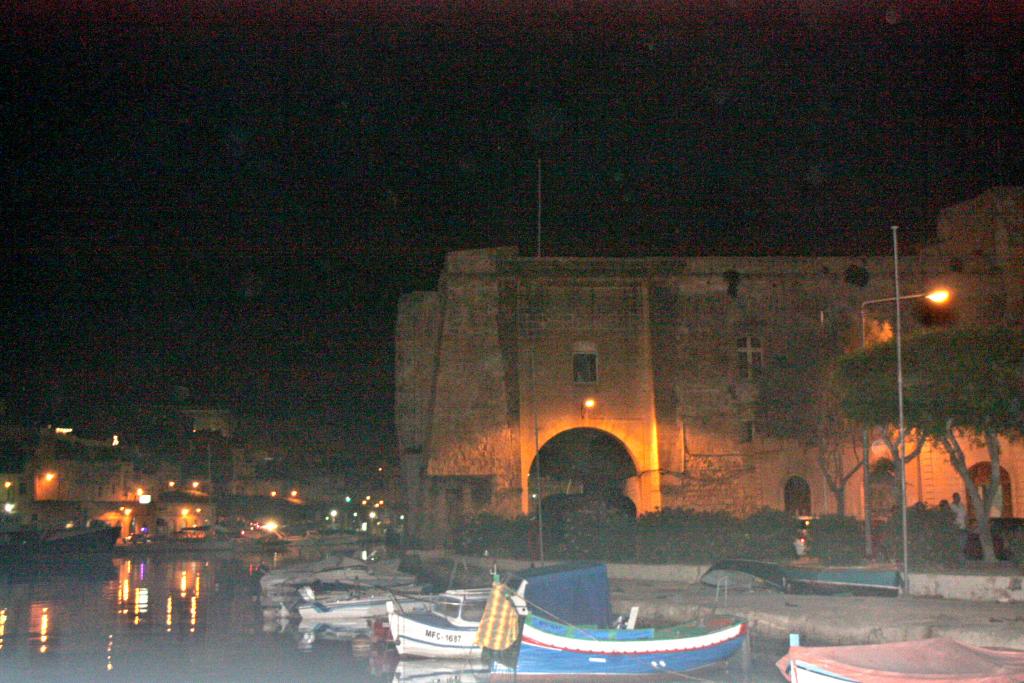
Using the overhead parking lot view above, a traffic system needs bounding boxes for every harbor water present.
[0,552,785,682]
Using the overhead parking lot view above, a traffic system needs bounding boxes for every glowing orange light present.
[583,398,596,409]
[44,472,56,482]
[926,288,951,304]
[181,508,190,516]
[168,481,176,488]
[270,490,277,497]
[135,488,144,497]
[191,481,200,489]
[290,490,298,497]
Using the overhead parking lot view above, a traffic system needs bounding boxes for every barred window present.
[573,352,598,384]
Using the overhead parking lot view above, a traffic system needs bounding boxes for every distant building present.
[395,187,1024,546]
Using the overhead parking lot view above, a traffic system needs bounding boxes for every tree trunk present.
[834,486,846,517]
[941,423,997,562]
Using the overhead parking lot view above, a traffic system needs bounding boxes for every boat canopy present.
[507,563,612,629]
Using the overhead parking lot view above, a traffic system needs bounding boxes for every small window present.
[740,420,756,443]
[573,352,598,384]
[737,336,763,379]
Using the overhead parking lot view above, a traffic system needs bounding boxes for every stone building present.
[395,187,1024,547]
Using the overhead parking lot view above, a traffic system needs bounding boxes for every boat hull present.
[388,606,483,659]
[492,615,747,677]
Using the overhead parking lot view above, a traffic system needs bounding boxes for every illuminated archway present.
[529,428,637,510]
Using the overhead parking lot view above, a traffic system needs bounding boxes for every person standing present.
[950,492,968,561]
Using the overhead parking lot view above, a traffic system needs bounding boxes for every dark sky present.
[2,2,1022,466]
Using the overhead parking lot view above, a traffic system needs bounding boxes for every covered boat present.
[778,637,1024,682]
[486,563,749,679]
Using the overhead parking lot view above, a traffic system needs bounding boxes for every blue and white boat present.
[487,563,749,679]
[492,612,747,678]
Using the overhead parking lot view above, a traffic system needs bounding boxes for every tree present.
[837,327,1024,562]
[757,309,863,516]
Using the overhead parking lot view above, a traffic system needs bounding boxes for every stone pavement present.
[610,579,1024,650]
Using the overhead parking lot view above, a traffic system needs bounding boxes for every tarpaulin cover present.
[778,637,1024,682]
[508,563,612,629]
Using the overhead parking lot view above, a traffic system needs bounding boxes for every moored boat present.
[297,585,431,624]
[777,636,1024,682]
[386,588,491,659]
[485,563,749,679]
[491,613,748,678]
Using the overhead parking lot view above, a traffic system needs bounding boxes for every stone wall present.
[396,188,1024,547]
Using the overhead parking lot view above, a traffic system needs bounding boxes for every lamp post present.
[859,237,950,586]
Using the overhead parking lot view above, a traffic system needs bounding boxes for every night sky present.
[2,2,1022,469]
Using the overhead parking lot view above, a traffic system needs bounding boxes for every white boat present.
[387,588,491,659]
[260,555,416,598]
[296,585,432,624]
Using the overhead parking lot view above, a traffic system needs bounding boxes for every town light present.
[330,509,338,518]
[3,503,14,513]
[181,508,190,516]
[925,289,950,304]
[191,481,200,489]
[45,472,56,482]
[270,490,277,498]
[290,490,298,497]
[262,520,279,532]
[168,481,176,488]
[4,481,11,489]
[136,488,144,497]
[584,398,596,409]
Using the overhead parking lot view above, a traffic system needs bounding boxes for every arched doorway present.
[529,428,637,558]
[784,476,811,517]
[967,463,1013,518]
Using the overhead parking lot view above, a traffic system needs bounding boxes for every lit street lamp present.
[859,277,951,565]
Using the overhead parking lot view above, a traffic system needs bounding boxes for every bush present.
[636,509,747,563]
[451,513,531,558]
[737,508,803,561]
[877,504,960,569]
[805,514,865,565]
[548,505,637,562]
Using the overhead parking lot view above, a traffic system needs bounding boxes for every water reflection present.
[0,554,397,682]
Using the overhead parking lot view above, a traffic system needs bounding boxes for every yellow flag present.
[475,582,519,651]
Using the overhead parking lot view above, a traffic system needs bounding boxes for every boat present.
[487,563,749,679]
[1,521,120,557]
[700,559,902,597]
[700,558,788,592]
[777,636,1024,682]
[296,585,431,624]
[783,564,902,597]
[259,555,416,597]
[386,588,492,659]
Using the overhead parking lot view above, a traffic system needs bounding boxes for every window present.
[573,352,597,384]
[737,336,763,379]
[740,419,756,443]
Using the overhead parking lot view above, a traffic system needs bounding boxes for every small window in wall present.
[740,420,756,443]
[737,336,763,379]
[573,352,598,384]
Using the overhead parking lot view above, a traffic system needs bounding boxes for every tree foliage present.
[836,327,1024,561]
[837,327,1023,438]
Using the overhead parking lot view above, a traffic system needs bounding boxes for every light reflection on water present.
[0,554,395,683]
